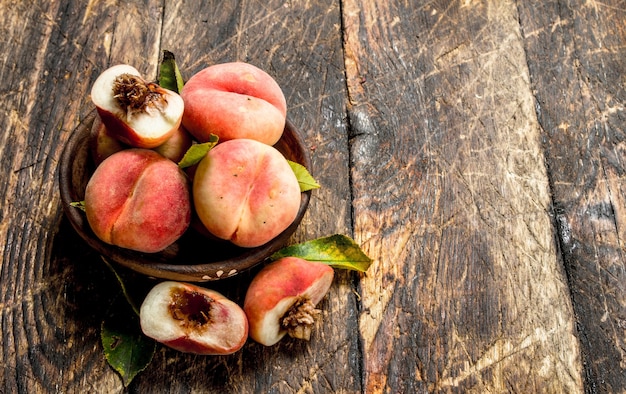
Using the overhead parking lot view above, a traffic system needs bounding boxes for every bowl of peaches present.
[59,61,313,282]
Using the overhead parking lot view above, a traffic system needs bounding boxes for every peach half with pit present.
[140,281,248,355]
[84,149,191,253]
[181,62,287,145]
[91,64,184,149]
[243,257,334,346]
[193,138,301,248]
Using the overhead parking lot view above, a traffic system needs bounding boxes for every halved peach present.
[91,64,184,148]
[140,281,248,355]
[243,257,334,346]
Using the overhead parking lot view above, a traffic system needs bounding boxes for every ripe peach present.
[140,281,248,355]
[90,114,193,164]
[152,125,193,163]
[192,139,301,248]
[181,62,287,145]
[84,149,191,253]
[243,257,334,346]
[89,114,126,166]
[91,64,184,149]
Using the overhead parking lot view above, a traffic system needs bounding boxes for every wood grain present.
[342,0,581,392]
[1,0,625,392]
[519,1,626,392]
[129,1,356,393]
[0,1,149,392]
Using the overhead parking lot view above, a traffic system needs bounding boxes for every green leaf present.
[288,160,320,192]
[178,137,219,168]
[70,201,86,212]
[271,234,372,272]
[158,50,184,93]
[101,257,140,315]
[101,295,156,387]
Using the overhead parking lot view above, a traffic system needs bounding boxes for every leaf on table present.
[158,50,184,93]
[70,200,86,212]
[101,257,140,315]
[101,295,156,387]
[178,137,219,169]
[271,234,372,272]
[288,160,320,192]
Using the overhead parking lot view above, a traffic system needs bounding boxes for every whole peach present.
[181,62,287,145]
[90,115,192,165]
[89,114,126,166]
[84,149,191,253]
[152,125,194,163]
[193,139,301,248]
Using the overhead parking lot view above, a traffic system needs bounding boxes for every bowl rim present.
[58,109,312,282]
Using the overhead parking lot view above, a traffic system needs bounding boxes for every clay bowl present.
[58,109,311,282]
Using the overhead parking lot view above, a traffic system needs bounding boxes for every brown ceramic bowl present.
[58,109,311,282]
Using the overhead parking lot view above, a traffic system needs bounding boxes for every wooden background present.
[1,0,625,392]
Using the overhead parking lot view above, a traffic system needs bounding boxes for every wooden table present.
[2,1,625,392]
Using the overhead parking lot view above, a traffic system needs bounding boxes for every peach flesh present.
[84,149,191,253]
[90,114,193,164]
[91,64,184,149]
[244,257,334,346]
[140,281,248,355]
[181,62,287,145]
[193,138,301,248]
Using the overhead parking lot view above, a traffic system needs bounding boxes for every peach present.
[89,114,126,166]
[181,62,287,145]
[91,64,184,148]
[90,114,193,164]
[152,125,194,163]
[243,257,334,346]
[193,139,301,248]
[140,281,248,355]
[84,149,191,253]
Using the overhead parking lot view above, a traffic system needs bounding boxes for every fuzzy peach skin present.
[140,281,248,355]
[89,115,126,166]
[84,149,191,253]
[152,125,194,163]
[193,139,301,248]
[90,115,193,165]
[244,257,334,346]
[181,62,287,145]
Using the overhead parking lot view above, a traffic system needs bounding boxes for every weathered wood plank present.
[126,1,357,393]
[0,1,163,393]
[518,1,626,392]
[4,0,623,392]
[342,0,582,392]
[2,0,355,392]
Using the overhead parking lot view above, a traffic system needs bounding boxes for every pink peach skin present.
[152,125,194,163]
[89,114,127,166]
[84,149,191,253]
[90,114,192,164]
[244,257,334,346]
[181,62,287,145]
[193,138,301,248]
